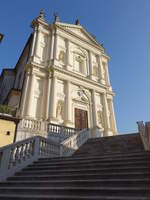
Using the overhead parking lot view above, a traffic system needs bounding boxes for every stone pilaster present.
[98,55,106,85]
[34,29,41,57]
[45,34,51,65]
[53,33,58,60]
[91,89,97,127]
[109,98,117,134]
[89,51,93,79]
[45,70,52,120]
[30,27,38,59]
[25,70,35,118]
[66,39,70,70]
[50,75,57,120]
[102,93,111,136]
[105,63,110,86]
[64,80,72,126]
[50,30,55,63]
[19,70,30,117]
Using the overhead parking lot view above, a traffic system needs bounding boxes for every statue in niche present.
[58,50,65,63]
[56,100,64,120]
[75,55,84,73]
[93,65,98,77]
[97,110,103,127]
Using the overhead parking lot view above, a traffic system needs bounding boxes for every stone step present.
[0,194,150,200]
[8,172,150,181]
[36,154,150,166]
[39,151,150,162]
[0,186,150,197]
[26,160,150,170]
[33,158,150,168]
[1,179,150,187]
[74,134,144,155]
[16,166,150,176]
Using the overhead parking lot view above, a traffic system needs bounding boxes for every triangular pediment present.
[56,22,103,49]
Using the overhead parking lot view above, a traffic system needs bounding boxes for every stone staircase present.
[0,133,150,199]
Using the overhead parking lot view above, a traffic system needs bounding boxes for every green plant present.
[0,105,16,116]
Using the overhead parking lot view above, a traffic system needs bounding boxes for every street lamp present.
[0,33,4,43]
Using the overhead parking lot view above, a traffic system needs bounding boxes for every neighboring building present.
[0,114,19,147]
[0,11,117,140]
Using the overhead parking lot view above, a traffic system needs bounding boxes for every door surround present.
[75,108,88,129]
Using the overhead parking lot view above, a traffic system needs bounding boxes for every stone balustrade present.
[0,136,60,181]
[137,121,150,150]
[48,123,81,143]
[18,119,42,132]
[60,128,91,156]
[0,126,90,181]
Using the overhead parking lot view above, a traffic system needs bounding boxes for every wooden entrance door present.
[75,108,88,129]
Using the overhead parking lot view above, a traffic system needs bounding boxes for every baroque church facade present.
[0,11,117,140]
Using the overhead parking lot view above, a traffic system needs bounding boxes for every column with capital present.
[91,89,100,138]
[34,29,41,58]
[45,70,52,120]
[53,32,58,61]
[91,90,97,127]
[30,27,38,59]
[49,30,55,65]
[88,51,93,79]
[25,71,36,117]
[66,39,70,70]
[102,93,111,136]
[98,55,106,85]
[50,75,57,120]
[64,80,72,126]
[105,63,111,86]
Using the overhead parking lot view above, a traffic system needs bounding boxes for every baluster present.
[19,144,24,162]
[39,121,41,131]
[28,141,33,157]
[40,140,44,156]
[31,140,35,156]
[14,146,19,165]
[43,140,46,156]
[8,148,14,169]
[24,142,29,159]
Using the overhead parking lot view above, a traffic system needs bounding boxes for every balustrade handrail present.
[0,127,90,181]
[60,128,90,156]
[61,128,88,145]
[0,136,60,181]
[137,121,150,151]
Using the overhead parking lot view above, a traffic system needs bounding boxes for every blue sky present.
[0,0,150,134]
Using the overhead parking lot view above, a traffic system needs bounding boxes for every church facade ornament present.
[0,11,117,140]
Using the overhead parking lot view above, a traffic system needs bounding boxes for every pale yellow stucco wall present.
[0,119,16,147]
